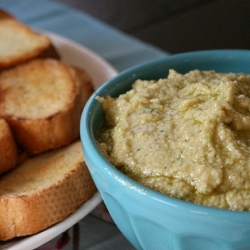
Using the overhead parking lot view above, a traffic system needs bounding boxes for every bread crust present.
[0,141,96,241]
[0,119,18,174]
[0,9,15,20]
[0,59,93,154]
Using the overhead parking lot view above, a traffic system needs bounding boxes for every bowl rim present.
[81,49,250,217]
[95,48,250,91]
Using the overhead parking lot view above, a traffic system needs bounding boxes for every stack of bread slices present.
[0,10,96,241]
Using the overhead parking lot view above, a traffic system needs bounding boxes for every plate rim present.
[42,29,118,89]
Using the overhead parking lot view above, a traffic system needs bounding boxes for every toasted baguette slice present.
[0,140,96,241]
[0,9,59,71]
[0,58,93,154]
[0,118,18,174]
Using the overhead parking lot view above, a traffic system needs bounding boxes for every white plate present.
[0,31,118,250]
[45,30,118,89]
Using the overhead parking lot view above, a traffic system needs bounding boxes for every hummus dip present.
[97,70,250,211]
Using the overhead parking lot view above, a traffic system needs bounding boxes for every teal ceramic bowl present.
[80,50,250,250]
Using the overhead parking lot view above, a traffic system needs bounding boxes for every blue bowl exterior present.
[81,50,250,250]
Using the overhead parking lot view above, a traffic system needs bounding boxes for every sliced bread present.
[0,58,93,154]
[0,9,59,71]
[0,140,96,241]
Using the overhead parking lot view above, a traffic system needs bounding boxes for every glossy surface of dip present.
[97,70,250,211]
